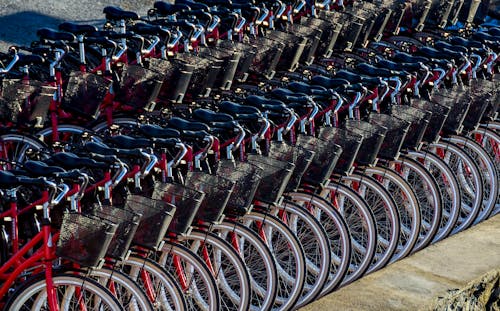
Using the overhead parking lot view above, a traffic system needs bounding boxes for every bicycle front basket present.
[463,79,496,129]
[125,194,176,250]
[297,135,342,186]
[247,154,295,205]
[411,98,450,143]
[56,211,117,267]
[89,205,141,260]
[115,64,165,110]
[218,41,258,83]
[185,172,235,224]
[62,71,111,118]
[318,127,363,175]
[432,87,470,134]
[368,113,410,160]
[268,141,315,192]
[344,120,387,166]
[266,30,307,72]
[152,183,205,236]
[216,159,263,216]
[391,105,431,150]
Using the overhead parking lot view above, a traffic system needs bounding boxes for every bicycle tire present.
[0,133,49,166]
[444,135,498,224]
[386,156,442,252]
[182,230,252,311]
[428,141,484,234]
[213,220,279,311]
[319,182,377,285]
[281,191,351,296]
[339,172,400,273]
[270,200,331,307]
[86,266,154,311]
[5,273,124,311]
[241,211,306,311]
[362,166,421,262]
[121,254,187,311]
[406,150,462,243]
[468,126,500,215]
[156,240,221,311]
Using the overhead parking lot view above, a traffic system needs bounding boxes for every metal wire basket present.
[0,79,54,126]
[89,205,141,261]
[369,113,410,160]
[344,120,387,166]
[297,135,343,186]
[248,36,284,79]
[432,87,471,134]
[391,105,431,150]
[216,159,263,216]
[114,63,165,110]
[464,78,496,129]
[475,78,499,121]
[156,58,195,104]
[268,142,315,192]
[56,211,117,267]
[300,16,341,58]
[199,46,242,90]
[185,172,235,224]
[152,183,205,236]
[411,98,450,143]
[173,54,217,99]
[266,30,307,72]
[247,154,295,205]
[125,194,176,249]
[218,41,258,83]
[318,127,363,175]
[62,72,111,118]
[289,23,322,65]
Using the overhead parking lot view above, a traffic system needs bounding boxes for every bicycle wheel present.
[213,220,278,311]
[428,141,484,233]
[86,266,154,311]
[406,150,462,243]
[386,156,442,252]
[280,191,351,296]
[319,182,377,285]
[121,255,187,311]
[5,273,124,310]
[340,173,400,273]
[468,127,500,215]
[241,211,306,311]
[270,200,331,307]
[181,230,251,311]
[483,121,500,133]
[156,241,221,311]
[0,133,49,166]
[36,124,101,148]
[444,135,498,224]
[362,166,421,262]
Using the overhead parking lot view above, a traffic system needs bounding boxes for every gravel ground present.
[0,0,166,51]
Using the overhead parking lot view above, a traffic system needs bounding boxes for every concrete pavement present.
[301,214,500,310]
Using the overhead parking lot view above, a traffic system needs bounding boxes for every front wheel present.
[5,273,124,311]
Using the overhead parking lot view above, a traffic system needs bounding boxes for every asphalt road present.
[0,0,161,51]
